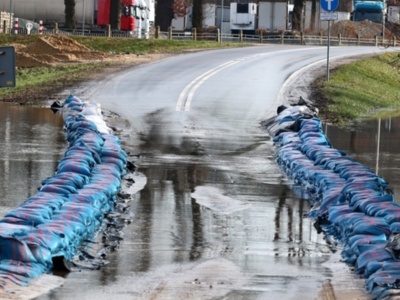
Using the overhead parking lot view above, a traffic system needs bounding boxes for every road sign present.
[320,12,339,20]
[26,22,33,34]
[320,0,339,12]
[0,47,16,88]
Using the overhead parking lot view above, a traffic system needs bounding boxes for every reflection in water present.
[326,117,400,197]
[0,103,65,215]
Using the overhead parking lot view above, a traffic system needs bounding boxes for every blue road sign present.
[320,0,339,12]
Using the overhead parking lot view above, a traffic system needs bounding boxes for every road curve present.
[41,45,397,300]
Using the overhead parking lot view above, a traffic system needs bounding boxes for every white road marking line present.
[175,62,233,111]
[176,50,306,112]
[184,61,240,111]
[176,60,236,111]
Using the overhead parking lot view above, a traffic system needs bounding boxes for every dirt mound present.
[329,20,400,39]
[16,35,109,68]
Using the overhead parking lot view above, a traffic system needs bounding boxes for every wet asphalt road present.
[5,45,400,299]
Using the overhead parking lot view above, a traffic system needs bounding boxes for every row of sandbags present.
[0,95,131,287]
[265,101,400,300]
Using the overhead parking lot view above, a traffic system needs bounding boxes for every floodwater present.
[1,102,400,299]
[0,102,66,215]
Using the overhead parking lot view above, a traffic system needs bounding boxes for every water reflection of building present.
[325,117,400,198]
[0,103,64,211]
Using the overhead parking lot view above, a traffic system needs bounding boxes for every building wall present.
[0,11,13,32]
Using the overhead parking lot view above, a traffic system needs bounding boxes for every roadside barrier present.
[0,95,133,287]
[265,100,400,299]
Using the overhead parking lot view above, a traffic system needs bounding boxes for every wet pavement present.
[1,101,400,299]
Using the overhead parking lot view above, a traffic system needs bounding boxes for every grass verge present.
[0,62,116,103]
[314,52,400,125]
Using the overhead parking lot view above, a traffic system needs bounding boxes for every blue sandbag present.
[39,184,78,195]
[356,245,394,274]
[0,237,38,262]
[371,287,400,300]
[5,208,52,226]
[56,163,92,176]
[64,145,101,164]
[366,269,400,292]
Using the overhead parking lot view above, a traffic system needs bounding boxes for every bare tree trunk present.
[192,0,204,33]
[110,0,121,30]
[310,0,316,31]
[292,0,304,31]
[155,0,175,31]
[64,0,76,30]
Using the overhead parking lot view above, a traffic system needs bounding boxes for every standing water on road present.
[1,102,400,299]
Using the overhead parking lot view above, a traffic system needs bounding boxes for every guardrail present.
[11,26,397,48]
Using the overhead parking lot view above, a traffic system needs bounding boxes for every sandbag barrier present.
[0,95,135,287]
[265,99,400,300]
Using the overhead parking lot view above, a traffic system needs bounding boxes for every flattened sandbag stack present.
[265,100,400,299]
[0,95,132,287]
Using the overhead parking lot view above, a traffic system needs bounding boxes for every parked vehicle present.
[98,0,153,35]
[230,2,258,34]
[351,0,385,23]
[258,0,293,32]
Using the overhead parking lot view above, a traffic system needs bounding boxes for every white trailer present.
[203,3,217,29]
[230,2,257,33]
[0,0,97,26]
[258,1,290,32]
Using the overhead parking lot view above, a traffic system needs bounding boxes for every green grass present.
[0,59,113,103]
[318,52,400,125]
[72,36,247,54]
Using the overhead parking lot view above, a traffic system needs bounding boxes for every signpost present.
[320,0,339,81]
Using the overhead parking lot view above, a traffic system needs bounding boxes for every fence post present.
[375,36,378,47]
[155,26,160,39]
[393,36,396,47]
[281,31,284,44]
[106,25,111,37]
[338,33,341,46]
[168,27,172,40]
[300,31,304,45]
[217,28,220,43]
[14,18,18,34]
[319,32,322,45]
[192,28,196,41]
[259,31,263,43]
[239,30,243,42]
[54,22,59,34]
[2,20,6,33]
[357,34,360,46]
[39,20,43,35]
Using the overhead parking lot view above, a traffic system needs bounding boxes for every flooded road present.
[2,45,399,300]
[2,102,400,299]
